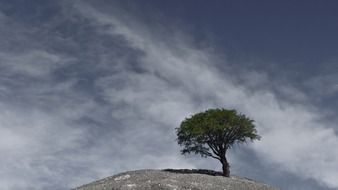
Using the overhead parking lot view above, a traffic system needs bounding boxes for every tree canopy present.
[176,108,260,177]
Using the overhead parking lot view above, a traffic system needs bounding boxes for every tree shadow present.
[162,169,224,176]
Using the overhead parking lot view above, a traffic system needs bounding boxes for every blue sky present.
[0,1,338,190]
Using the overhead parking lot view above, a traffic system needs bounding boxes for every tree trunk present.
[221,157,230,177]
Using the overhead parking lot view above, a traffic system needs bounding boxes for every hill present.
[73,169,279,190]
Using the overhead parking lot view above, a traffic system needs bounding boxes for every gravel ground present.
[73,169,279,190]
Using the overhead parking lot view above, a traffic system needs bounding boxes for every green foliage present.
[176,108,260,160]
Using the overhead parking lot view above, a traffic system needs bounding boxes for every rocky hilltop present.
[73,169,279,190]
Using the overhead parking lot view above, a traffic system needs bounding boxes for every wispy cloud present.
[304,74,338,96]
[0,50,67,77]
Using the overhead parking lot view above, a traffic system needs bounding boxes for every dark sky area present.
[109,0,338,109]
[0,1,338,190]
[114,1,338,62]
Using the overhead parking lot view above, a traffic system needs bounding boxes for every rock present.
[73,169,279,190]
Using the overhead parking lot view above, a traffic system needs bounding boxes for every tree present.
[176,108,260,177]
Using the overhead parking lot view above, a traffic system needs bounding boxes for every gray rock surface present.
[73,169,279,190]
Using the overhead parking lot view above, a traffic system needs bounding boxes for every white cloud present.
[0,103,86,190]
[304,74,338,97]
[0,50,71,78]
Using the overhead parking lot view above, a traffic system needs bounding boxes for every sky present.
[0,0,338,189]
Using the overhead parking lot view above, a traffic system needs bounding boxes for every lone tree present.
[176,108,260,177]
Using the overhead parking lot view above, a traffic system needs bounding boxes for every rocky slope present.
[73,169,279,190]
